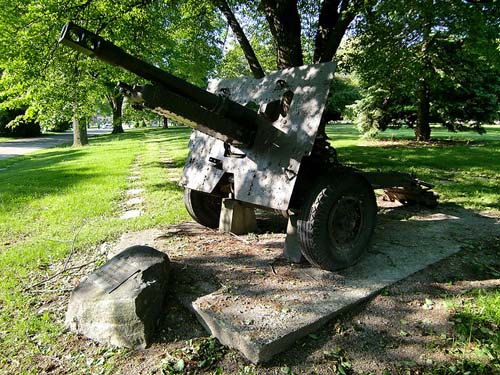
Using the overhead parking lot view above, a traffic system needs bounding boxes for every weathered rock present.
[65,245,170,349]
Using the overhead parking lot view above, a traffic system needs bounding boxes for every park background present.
[0,1,499,374]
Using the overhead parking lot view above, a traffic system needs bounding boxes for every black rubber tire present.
[297,173,377,271]
[183,188,222,229]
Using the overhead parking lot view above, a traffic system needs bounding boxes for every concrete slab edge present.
[187,291,378,364]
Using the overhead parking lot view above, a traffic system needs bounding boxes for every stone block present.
[283,215,304,263]
[65,245,170,349]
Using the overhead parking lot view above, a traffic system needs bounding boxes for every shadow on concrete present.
[149,203,499,368]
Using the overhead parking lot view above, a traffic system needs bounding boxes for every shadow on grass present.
[0,148,100,214]
[142,159,185,170]
[335,141,500,210]
[147,181,183,194]
[88,130,148,144]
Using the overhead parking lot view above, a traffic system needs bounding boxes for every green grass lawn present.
[0,136,18,142]
[0,125,498,374]
[327,124,500,211]
[0,128,191,373]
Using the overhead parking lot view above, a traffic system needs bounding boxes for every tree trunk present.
[415,78,431,141]
[111,94,124,134]
[162,117,169,129]
[314,0,340,63]
[261,0,303,68]
[313,0,360,63]
[72,113,88,147]
[217,0,265,78]
[415,8,432,142]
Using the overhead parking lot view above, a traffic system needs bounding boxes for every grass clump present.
[450,289,500,355]
[160,337,227,374]
[424,289,500,375]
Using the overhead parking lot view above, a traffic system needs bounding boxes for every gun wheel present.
[183,188,222,229]
[297,173,377,271]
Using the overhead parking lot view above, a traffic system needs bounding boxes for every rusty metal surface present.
[181,63,335,210]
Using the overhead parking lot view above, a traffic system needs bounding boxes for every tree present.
[214,0,369,74]
[217,32,276,78]
[0,1,136,145]
[0,0,224,145]
[345,0,500,140]
[107,89,125,134]
[327,74,362,121]
[215,0,266,78]
[0,107,41,137]
[213,0,370,131]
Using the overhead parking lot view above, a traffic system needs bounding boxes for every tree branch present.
[23,260,98,291]
[216,0,265,78]
[314,0,365,63]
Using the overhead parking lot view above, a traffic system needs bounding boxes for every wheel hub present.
[328,195,363,248]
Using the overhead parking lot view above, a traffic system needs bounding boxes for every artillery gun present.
[59,23,438,271]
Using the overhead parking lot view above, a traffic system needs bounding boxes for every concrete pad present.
[109,206,499,363]
[171,206,499,363]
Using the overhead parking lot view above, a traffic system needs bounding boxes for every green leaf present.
[174,359,185,373]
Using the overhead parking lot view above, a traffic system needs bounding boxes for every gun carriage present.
[59,23,437,271]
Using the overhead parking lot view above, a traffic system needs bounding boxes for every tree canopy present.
[1,0,498,144]
[343,0,500,140]
[0,0,224,145]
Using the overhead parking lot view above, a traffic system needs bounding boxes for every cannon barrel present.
[58,22,265,147]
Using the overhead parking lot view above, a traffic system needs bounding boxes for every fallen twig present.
[303,271,318,281]
[63,222,87,271]
[228,232,251,244]
[26,288,74,294]
[23,260,97,291]
[270,263,277,275]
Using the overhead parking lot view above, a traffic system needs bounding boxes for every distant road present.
[0,129,110,161]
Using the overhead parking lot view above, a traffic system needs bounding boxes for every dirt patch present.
[23,204,499,374]
[102,203,499,373]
